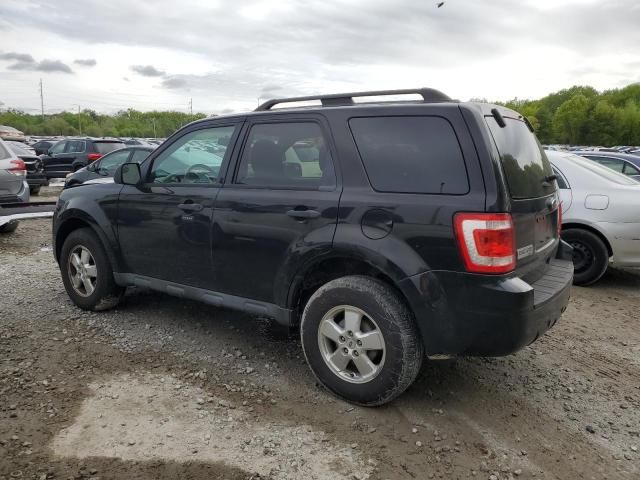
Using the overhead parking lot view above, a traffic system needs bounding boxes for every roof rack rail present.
[255,88,452,111]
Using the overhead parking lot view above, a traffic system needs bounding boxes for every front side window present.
[235,122,335,189]
[49,141,66,154]
[349,116,468,194]
[149,126,236,184]
[98,150,131,173]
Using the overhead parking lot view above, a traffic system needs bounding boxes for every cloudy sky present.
[0,0,638,115]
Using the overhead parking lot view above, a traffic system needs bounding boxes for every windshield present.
[565,153,640,185]
[486,116,555,199]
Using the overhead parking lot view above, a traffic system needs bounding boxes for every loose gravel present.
[1,218,639,479]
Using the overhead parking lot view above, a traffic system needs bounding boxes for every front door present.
[116,122,241,288]
[211,118,341,304]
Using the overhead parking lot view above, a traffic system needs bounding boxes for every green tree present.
[552,94,590,144]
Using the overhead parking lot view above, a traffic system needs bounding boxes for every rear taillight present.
[454,212,516,274]
[557,203,563,235]
[9,159,26,177]
[87,153,102,162]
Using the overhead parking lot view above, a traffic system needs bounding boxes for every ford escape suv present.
[53,89,573,406]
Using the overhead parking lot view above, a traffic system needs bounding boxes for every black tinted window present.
[349,116,468,194]
[235,122,335,190]
[486,117,554,199]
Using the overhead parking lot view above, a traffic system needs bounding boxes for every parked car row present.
[0,137,30,233]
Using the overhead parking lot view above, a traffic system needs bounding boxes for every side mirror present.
[114,162,142,185]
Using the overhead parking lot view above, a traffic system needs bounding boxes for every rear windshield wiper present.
[541,174,558,188]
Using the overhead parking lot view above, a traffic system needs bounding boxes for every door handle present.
[178,202,203,212]
[286,209,321,219]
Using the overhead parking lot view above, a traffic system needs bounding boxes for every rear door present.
[485,116,560,273]
[210,116,340,303]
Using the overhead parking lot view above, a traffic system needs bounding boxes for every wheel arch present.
[55,213,122,272]
[562,222,613,257]
[286,252,415,326]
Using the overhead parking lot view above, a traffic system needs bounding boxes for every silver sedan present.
[547,151,640,285]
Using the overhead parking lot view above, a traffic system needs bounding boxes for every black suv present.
[53,89,573,405]
[42,138,126,178]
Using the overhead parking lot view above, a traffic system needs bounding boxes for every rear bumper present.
[27,173,49,187]
[400,241,574,357]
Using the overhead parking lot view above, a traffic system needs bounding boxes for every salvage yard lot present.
[1,219,639,480]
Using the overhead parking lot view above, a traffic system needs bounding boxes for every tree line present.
[501,83,640,146]
[0,108,206,138]
[1,83,640,144]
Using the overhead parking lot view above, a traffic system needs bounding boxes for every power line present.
[39,79,44,121]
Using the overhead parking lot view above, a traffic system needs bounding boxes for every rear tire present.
[300,275,423,406]
[60,228,123,310]
[0,221,19,234]
[30,186,41,195]
[562,228,609,286]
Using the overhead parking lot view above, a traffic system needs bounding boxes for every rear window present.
[0,142,11,160]
[486,116,554,199]
[7,142,32,156]
[94,142,125,154]
[349,116,468,194]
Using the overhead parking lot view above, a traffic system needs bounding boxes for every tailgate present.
[484,112,560,272]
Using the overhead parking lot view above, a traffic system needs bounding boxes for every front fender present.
[53,187,122,270]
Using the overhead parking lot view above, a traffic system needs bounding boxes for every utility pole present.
[39,79,44,121]
[78,105,82,135]
[151,117,157,137]
[189,98,193,115]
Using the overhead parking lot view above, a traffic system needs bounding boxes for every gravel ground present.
[1,218,639,479]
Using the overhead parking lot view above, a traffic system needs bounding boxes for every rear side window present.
[349,116,468,194]
[235,122,336,190]
[94,142,125,154]
[66,140,85,153]
[485,117,554,199]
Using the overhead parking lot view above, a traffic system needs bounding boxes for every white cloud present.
[0,0,638,114]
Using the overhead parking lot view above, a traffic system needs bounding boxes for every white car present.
[547,151,640,285]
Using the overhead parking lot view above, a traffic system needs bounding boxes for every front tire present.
[60,228,123,310]
[562,228,609,286]
[300,275,423,406]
